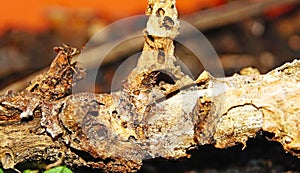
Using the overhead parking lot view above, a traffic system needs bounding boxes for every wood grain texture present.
[0,0,300,172]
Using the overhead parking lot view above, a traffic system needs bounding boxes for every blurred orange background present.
[0,0,225,34]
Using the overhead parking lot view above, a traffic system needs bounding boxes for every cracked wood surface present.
[0,0,300,172]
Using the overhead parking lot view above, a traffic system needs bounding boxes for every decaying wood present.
[3,0,300,93]
[0,0,300,172]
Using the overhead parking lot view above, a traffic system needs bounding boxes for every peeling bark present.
[0,0,300,172]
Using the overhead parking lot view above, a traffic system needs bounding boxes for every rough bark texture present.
[0,0,300,172]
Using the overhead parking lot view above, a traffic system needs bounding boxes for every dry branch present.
[0,0,300,172]
[3,0,300,93]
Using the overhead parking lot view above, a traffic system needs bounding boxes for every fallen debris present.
[0,0,299,172]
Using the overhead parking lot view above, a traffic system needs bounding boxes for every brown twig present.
[186,0,300,31]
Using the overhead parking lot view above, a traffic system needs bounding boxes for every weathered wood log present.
[0,0,300,172]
